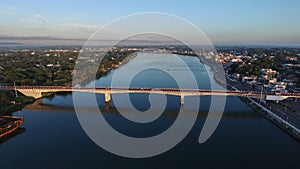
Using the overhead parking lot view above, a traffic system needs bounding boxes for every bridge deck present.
[1,86,299,100]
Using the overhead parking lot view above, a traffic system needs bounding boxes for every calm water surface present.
[0,53,299,169]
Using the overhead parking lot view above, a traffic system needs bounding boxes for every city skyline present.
[1,0,300,45]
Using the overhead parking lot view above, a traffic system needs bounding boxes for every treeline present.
[0,50,76,86]
[0,48,134,86]
[0,47,135,113]
[230,56,283,75]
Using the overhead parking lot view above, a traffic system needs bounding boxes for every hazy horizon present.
[1,0,300,46]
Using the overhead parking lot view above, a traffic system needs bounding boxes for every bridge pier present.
[180,95,184,104]
[105,101,110,111]
[105,92,111,103]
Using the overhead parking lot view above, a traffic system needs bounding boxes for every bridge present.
[1,86,300,104]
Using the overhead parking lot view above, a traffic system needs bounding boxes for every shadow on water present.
[25,99,261,119]
[0,127,26,145]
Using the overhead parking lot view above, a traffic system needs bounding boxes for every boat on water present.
[0,116,24,138]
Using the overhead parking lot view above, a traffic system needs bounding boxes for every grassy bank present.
[0,91,35,115]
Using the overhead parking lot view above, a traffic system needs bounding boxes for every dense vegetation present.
[0,90,35,114]
[0,47,135,114]
[0,48,134,86]
[229,56,282,75]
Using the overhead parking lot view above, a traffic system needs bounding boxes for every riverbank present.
[0,50,137,116]
[227,84,300,141]
[248,97,300,141]
[0,95,35,115]
[199,55,300,141]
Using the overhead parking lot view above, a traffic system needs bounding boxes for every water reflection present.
[27,96,260,119]
[0,128,26,145]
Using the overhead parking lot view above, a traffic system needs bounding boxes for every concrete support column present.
[180,95,184,104]
[105,92,111,103]
[105,101,110,111]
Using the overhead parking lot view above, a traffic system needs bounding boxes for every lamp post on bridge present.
[259,85,263,104]
[14,81,18,98]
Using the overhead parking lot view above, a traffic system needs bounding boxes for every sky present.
[0,0,300,45]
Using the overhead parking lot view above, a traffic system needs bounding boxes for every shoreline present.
[228,84,300,141]
[0,97,35,116]
[0,52,138,116]
[200,56,300,141]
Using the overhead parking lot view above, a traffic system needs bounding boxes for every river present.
[0,52,299,169]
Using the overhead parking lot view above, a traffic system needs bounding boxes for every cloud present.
[65,23,98,29]
[19,19,27,22]
[0,35,83,41]
[0,9,14,15]
[19,14,51,24]
[61,17,74,21]
[35,14,47,23]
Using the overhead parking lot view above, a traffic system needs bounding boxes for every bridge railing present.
[1,85,299,97]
